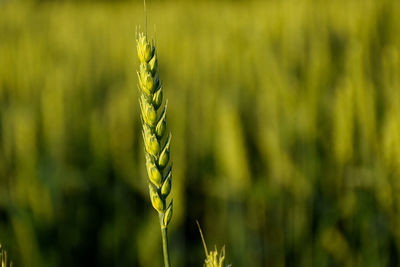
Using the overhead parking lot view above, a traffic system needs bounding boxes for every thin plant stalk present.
[159,213,171,267]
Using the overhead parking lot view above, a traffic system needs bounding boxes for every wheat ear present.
[0,244,13,267]
[196,221,231,267]
[137,30,173,267]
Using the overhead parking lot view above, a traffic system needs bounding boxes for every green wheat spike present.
[137,28,173,267]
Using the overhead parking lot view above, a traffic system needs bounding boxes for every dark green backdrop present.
[1,0,400,266]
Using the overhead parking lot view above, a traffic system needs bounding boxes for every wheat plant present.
[137,25,173,267]
[197,222,231,267]
[0,244,12,267]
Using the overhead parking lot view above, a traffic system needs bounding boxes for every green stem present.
[159,213,171,267]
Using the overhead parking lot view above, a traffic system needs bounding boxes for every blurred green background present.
[1,0,400,266]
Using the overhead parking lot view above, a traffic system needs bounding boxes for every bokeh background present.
[1,0,400,266]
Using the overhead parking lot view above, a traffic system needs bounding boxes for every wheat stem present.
[159,213,171,267]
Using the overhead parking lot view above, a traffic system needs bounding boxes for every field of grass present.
[0,0,400,266]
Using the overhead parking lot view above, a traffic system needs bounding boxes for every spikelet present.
[137,31,173,227]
